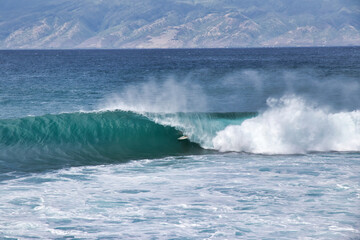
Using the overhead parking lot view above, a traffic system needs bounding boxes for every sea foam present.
[213,96,360,154]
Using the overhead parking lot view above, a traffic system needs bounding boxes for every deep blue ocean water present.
[0,47,359,239]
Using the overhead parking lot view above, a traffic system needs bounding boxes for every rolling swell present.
[0,111,204,174]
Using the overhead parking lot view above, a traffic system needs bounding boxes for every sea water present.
[0,48,359,239]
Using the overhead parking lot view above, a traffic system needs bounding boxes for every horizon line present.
[0,45,359,51]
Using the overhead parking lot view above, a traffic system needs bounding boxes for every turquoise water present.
[0,48,359,239]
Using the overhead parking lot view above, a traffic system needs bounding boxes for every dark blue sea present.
[0,47,359,239]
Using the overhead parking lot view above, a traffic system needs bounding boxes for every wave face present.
[0,111,207,174]
[213,96,360,154]
[0,110,255,174]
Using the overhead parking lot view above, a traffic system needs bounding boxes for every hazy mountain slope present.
[0,0,359,48]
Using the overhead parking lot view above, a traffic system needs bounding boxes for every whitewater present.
[0,48,359,239]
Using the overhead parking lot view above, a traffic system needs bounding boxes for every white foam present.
[1,153,359,239]
[213,96,360,154]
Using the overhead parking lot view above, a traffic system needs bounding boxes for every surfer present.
[177,136,188,141]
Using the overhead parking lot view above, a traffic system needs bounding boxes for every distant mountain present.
[0,0,359,49]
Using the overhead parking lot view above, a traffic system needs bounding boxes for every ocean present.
[0,47,359,239]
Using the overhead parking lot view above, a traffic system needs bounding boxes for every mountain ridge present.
[1,0,359,49]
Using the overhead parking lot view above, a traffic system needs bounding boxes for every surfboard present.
[177,136,188,141]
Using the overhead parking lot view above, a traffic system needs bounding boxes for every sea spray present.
[100,78,207,113]
[213,96,360,154]
[219,68,360,111]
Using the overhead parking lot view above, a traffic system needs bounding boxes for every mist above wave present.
[99,78,207,113]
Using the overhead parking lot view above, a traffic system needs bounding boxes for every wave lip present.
[213,96,360,154]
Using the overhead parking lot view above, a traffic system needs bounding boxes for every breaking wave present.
[1,95,359,174]
[0,110,253,174]
[213,96,360,154]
